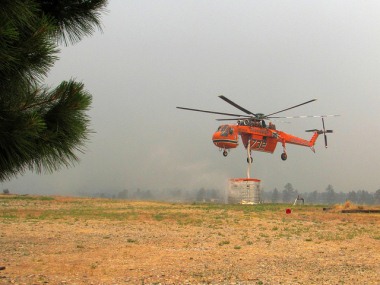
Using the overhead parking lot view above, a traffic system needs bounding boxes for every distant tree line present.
[76,183,380,205]
[262,183,380,205]
[84,187,224,203]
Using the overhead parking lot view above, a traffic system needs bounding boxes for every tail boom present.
[277,130,320,153]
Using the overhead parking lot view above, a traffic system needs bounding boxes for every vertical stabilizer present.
[305,130,320,152]
[309,131,320,147]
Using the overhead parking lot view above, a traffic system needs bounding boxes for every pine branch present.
[0,1,107,181]
[39,0,108,45]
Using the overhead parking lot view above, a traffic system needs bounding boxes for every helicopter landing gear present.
[281,139,287,161]
[223,150,228,157]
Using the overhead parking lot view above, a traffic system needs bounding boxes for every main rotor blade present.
[218,95,256,116]
[268,114,340,119]
[265,99,317,117]
[216,117,252,121]
[176,106,244,117]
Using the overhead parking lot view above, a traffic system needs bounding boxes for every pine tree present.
[0,0,108,181]
[324,184,336,204]
[347,191,357,203]
[271,188,279,203]
[374,189,380,205]
[282,183,297,203]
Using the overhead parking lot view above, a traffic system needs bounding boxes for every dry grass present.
[0,195,379,284]
[331,200,379,212]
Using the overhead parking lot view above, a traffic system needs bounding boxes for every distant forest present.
[261,183,380,205]
[85,183,380,205]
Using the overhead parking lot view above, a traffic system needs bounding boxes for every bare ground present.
[0,195,379,284]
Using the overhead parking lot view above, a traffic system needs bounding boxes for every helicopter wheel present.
[247,157,253,163]
[281,153,287,161]
[223,150,228,157]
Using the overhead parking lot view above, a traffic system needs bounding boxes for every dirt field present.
[0,195,379,284]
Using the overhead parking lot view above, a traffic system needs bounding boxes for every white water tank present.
[227,178,261,204]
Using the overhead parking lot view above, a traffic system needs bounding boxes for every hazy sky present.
[2,1,380,195]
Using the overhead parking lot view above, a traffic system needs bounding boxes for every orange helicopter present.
[177,96,338,162]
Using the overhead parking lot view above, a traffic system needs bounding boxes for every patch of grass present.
[153,213,165,221]
[276,232,292,239]
[0,211,18,219]
[42,207,138,221]
[218,240,230,246]
[0,195,54,201]
[316,232,345,241]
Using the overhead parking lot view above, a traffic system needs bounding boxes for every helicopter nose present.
[212,131,238,149]
[212,131,221,144]
[212,131,224,148]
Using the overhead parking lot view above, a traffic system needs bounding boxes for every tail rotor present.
[306,117,333,148]
[321,117,333,148]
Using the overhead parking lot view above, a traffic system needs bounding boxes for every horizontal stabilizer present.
[305,129,319,133]
[305,129,333,134]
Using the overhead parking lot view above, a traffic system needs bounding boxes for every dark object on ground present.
[0,266,5,270]
[341,209,380,213]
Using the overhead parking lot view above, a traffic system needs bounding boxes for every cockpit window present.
[221,126,230,137]
[217,125,228,132]
[217,125,234,137]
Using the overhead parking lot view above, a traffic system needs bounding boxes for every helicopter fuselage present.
[177,95,335,161]
[212,124,319,158]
